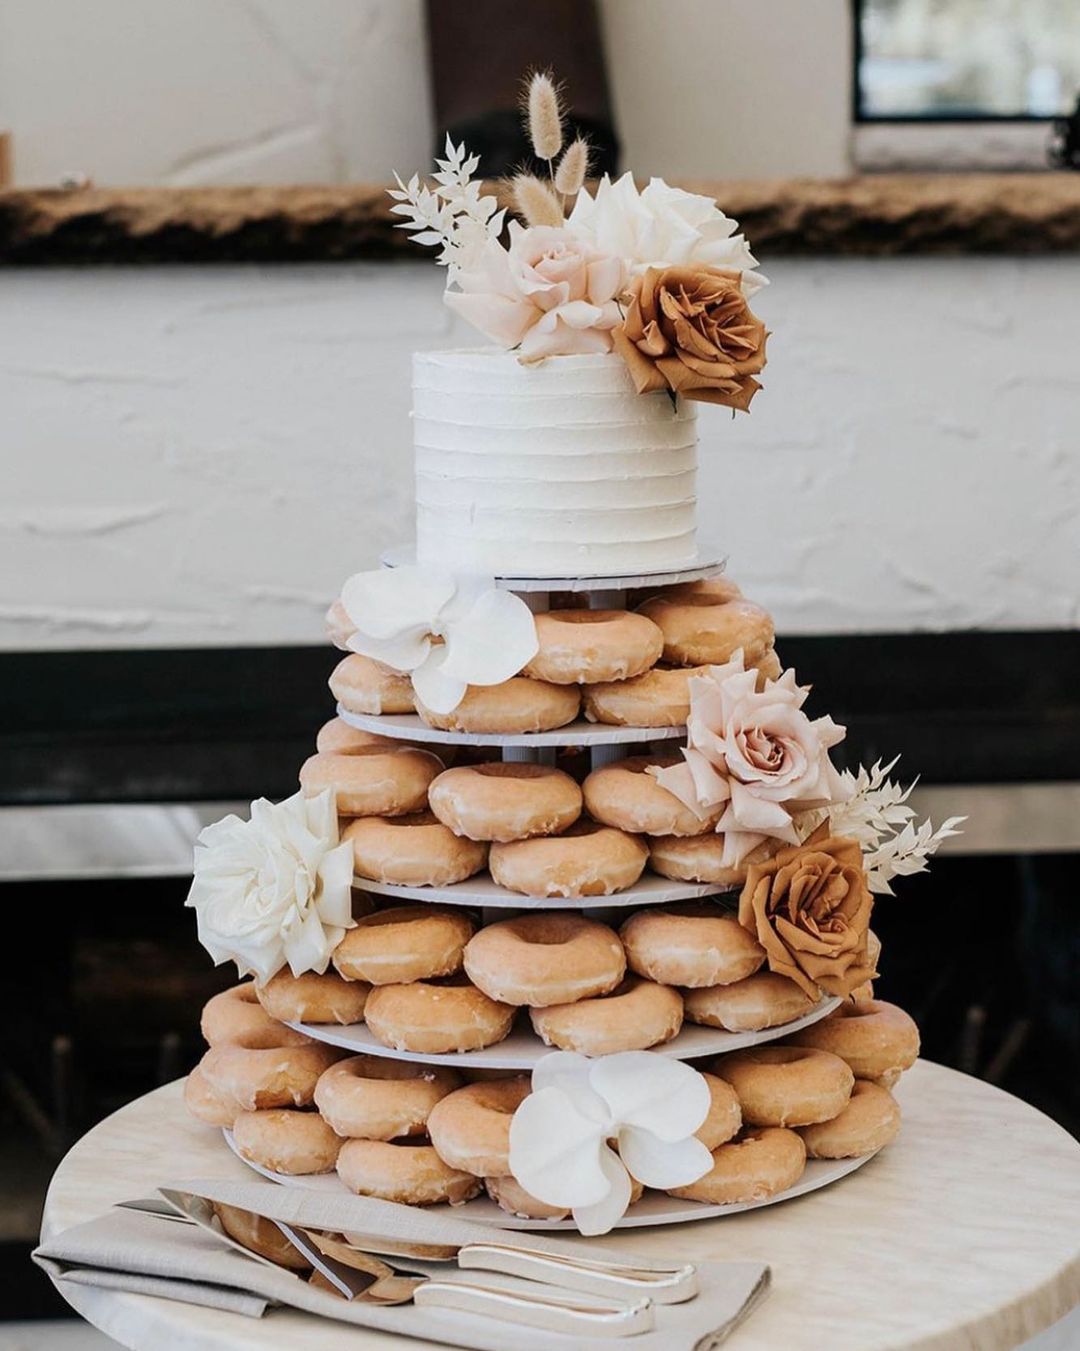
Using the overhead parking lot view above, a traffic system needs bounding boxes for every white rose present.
[568,173,766,296]
[186,788,355,984]
[652,651,848,867]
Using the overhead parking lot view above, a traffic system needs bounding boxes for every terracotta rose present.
[737,828,876,999]
[612,265,768,410]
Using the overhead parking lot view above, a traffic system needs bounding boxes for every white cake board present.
[287,997,840,1070]
[222,1128,877,1230]
[353,872,728,910]
[380,543,726,594]
[336,706,685,749]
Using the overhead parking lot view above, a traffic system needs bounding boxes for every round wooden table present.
[41,1062,1080,1351]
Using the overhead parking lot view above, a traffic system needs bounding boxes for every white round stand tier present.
[354,871,729,910]
[286,996,840,1070]
[336,705,686,748]
[380,543,725,593]
[222,1126,876,1231]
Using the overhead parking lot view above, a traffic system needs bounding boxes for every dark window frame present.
[852,0,1069,125]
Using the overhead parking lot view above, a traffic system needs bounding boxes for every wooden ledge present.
[2,174,1079,264]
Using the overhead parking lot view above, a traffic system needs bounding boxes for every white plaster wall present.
[0,0,852,187]
[2,257,1077,650]
[0,0,434,186]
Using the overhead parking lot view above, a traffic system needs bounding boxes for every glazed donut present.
[184,1062,245,1128]
[313,1054,461,1140]
[343,812,488,887]
[798,1080,901,1159]
[637,589,775,668]
[337,1138,480,1205]
[427,1076,531,1176]
[636,577,742,610]
[683,971,818,1032]
[415,677,580,735]
[200,983,311,1049]
[530,975,682,1054]
[784,999,919,1081]
[299,747,442,817]
[315,717,440,760]
[583,755,719,837]
[232,1108,343,1175]
[429,762,582,842]
[329,653,415,715]
[712,1046,854,1127]
[485,1175,570,1220]
[648,833,780,886]
[212,1202,311,1270]
[489,819,648,898]
[582,665,706,727]
[523,610,663,685]
[363,976,515,1054]
[620,901,766,988]
[256,969,371,1026]
[325,598,356,651]
[199,1042,344,1112]
[464,912,626,1007]
[485,1172,644,1221]
[696,1073,743,1150]
[317,717,392,755]
[332,905,475,985]
[668,1127,806,1205]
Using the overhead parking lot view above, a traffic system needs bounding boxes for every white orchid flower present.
[508,1051,713,1235]
[338,565,539,715]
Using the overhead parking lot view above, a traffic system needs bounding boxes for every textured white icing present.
[413,350,698,576]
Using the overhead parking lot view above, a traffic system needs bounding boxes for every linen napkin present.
[35,1177,769,1351]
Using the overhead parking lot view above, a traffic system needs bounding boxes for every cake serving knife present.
[278,1221,656,1337]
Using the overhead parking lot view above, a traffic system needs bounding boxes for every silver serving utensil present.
[280,1222,654,1335]
[339,1230,697,1304]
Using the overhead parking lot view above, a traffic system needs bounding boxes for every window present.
[853,0,1080,167]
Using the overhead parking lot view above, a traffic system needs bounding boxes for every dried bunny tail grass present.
[554,137,590,197]
[524,70,563,162]
[511,173,565,228]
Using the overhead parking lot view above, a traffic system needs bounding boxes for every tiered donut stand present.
[226,552,879,1229]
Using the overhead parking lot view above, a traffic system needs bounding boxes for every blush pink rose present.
[445,221,624,361]
[650,651,849,868]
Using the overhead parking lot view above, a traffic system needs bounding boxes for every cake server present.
[279,1222,655,1337]
[337,1231,698,1304]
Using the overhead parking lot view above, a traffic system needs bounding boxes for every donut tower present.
[184,352,926,1231]
[184,94,944,1229]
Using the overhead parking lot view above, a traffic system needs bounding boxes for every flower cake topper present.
[650,648,849,867]
[390,70,769,410]
[186,788,354,984]
[337,565,539,716]
[508,1050,713,1235]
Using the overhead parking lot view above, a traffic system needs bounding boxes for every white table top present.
[41,1062,1080,1351]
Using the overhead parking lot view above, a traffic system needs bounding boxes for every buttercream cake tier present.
[413,349,698,576]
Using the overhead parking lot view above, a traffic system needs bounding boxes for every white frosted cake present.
[413,350,698,576]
